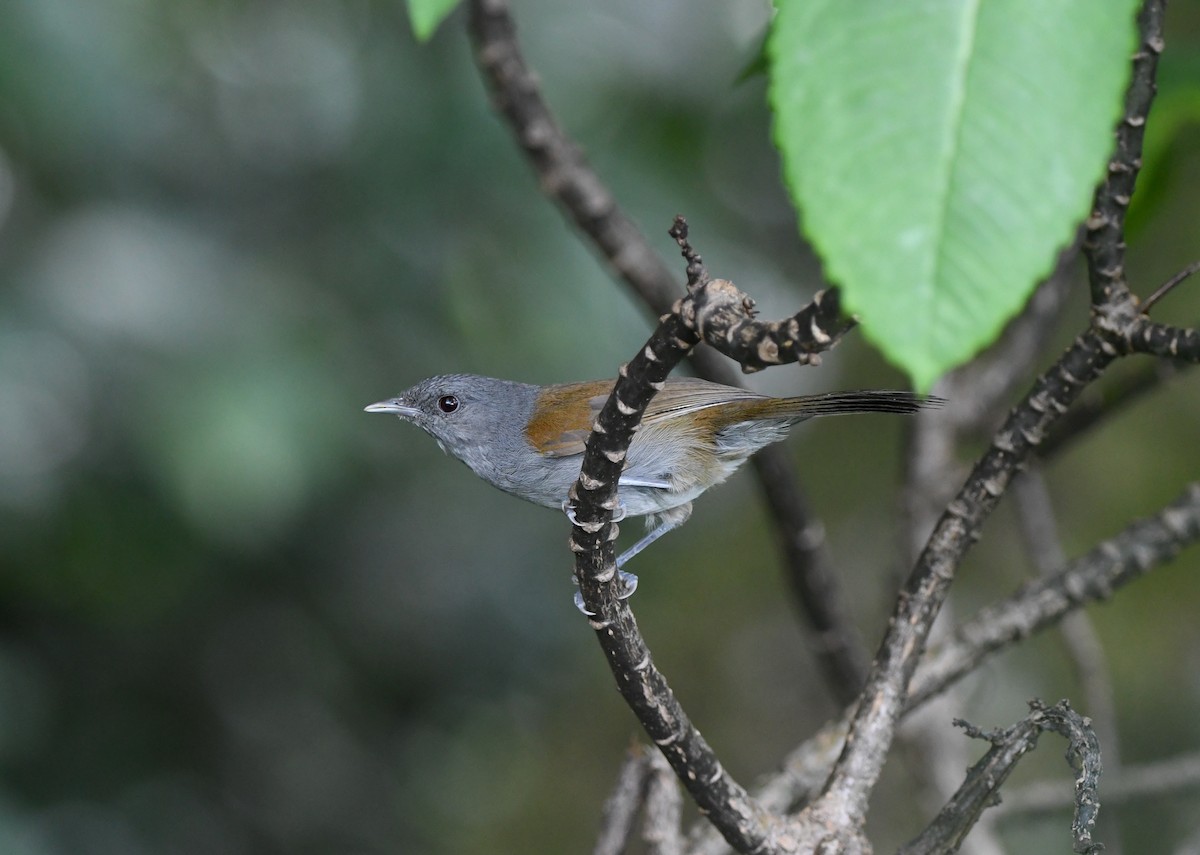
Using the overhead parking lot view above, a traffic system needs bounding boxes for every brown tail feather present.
[761,390,943,420]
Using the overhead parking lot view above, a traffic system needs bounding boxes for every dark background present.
[2,1,1200,853]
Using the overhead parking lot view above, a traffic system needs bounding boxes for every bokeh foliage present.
[1,2,1199,854]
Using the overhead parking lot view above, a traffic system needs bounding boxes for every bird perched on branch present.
[367,374,937,608]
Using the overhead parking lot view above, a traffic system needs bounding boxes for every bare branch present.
[1038,356,1185,458]
[691,481,1200,854]
[1125,318,1200,361]
[468,1,1194,852]
[1083,0,1164,309]
[818,328,1116,826]
[909,483,1200,709]
[1037,705,1105,853]
[898,700,1103,855]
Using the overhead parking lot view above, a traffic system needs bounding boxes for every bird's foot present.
[573,570,638,616]
[562,499,627,526]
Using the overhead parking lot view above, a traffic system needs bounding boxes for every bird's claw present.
[573,570,639,616]
[562,499,627,526]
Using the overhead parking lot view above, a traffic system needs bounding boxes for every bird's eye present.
[437,394,460,414]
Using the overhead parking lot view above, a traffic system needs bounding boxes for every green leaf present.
[408,0,462,42]
[768,0,1140,391]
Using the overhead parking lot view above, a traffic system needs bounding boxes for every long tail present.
[763,390,943,419]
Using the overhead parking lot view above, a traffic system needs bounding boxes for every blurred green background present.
[2,1,1200,853]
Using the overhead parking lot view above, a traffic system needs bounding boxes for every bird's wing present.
[527,377,764,459]
[642,377,765,423]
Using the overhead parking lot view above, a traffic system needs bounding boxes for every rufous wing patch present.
[525,376,773,457]
[525,377,925,458]
[525,380,614,457]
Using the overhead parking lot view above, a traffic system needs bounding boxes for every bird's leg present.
[615,503,693,569]
[571,503,695,614]
[566,496,692,615]
[565,497,632,615]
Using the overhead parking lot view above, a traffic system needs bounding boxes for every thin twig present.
[1141,259,1200,312]
[897,701,1103,855]
[1083,3,1200,363]
[1125,317,1200,361]
[818,327,1116,825]
[687,3,1187,849]
[467,0,678,313]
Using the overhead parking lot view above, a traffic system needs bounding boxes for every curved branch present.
[818,329,1116,824]
[898,701,1103,855]
[568,220,857,852]
[466,0,870,705]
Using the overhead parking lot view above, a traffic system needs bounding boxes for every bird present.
[366,373,936,608]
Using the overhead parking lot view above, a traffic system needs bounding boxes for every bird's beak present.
[364,399,420,418]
